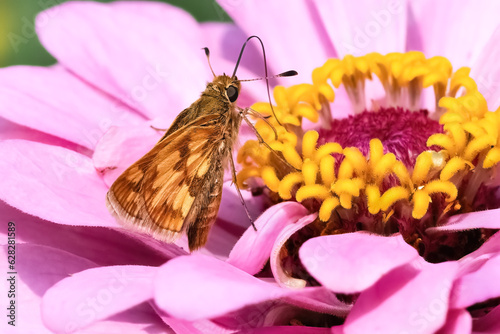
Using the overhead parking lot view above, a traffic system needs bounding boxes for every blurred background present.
[0,0,230,67]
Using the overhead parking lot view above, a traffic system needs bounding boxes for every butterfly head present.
[209,75,241,104]
[202,39,296,110]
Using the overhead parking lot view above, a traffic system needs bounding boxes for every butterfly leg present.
[239,108,275,150]
[239,108,299,172]
[228,146,257,231]
[150,125,168,132]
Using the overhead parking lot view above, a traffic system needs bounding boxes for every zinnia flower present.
[1,1,500,333]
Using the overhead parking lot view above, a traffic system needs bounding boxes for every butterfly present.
[106,36,296,251]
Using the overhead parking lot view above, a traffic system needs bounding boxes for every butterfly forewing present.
[106,114,226,248]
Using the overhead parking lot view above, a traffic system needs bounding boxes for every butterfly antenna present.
[232,35,292,127]
[237,70,297,82]
[202,47,216,78]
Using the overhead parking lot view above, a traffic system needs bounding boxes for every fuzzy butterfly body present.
[106,75,242,251]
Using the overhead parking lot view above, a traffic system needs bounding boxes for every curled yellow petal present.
[339,193,353,209]
[320,155,336,186]
[483,147,500,168]
[302,130,319,159]
[412,190,431,219]
[237,168,261,189]
[427,133,456,155]
[331,179,363,197]
[319,196,340,222]
[315,142,343,161]
[344,147,367,175]
[440,157,469,181]
[296,184,331,202]
[282,145,303,169]
[369,139,384,165]
[412,151,433,184]
[366,184,381,214]
[463,136,495,162]
[380,187,410,211]
[278,172,304,200]
[302,159,319,185]
[261,166,280,192]
[423,180,458,201]
[373,153,396,182]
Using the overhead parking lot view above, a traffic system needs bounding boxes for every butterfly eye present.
[226,85,239,103]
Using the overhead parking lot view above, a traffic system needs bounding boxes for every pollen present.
[238,52,500,232]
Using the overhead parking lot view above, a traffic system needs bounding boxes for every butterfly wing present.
[106,114,226,250]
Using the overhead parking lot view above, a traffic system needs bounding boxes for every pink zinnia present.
[1,1,500,333]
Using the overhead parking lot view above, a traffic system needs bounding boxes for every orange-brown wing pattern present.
[106,114,226,249]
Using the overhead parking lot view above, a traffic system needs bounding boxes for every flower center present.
[238,52,500,261]
[318,107,443,168]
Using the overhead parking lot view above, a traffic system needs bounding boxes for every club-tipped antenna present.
[202,47,216,78]
[237,70,298,82]
[232,35,296,126]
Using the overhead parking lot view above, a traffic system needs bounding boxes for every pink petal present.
[217,0,336,86]
[235,327,331,334]
[426,208,500,234]
[331,325,345,334]
[270,213,318,289]
[0,116,85,152]
[37,1,209,120]
[0,244,96,333]
[213,299,347,330]
[436,309,472,334]
[42,265,157,333]
[93,124,161,186]
[473,303,500,333]
[461,231,500,262]
[0,66,142,150]
[281,287,350,316]
[470,28,500,110]
[155,254,286,321]
[159,303,326,334]
[217,183,268,231]
[201,185,267,260]
[156,292,267,333]
[75,303,170,334]
[0,140,116,227]
[159,316,226,334]
[455,231,500,278]
[299,232,419,293]
[155,254,348,321]
[0,202,181,266]
[197,219,243,260]
[313,0,407,57]
[344,261,459,334]
[451,254,500,308]
[407,0,500,69]
[310,1,406,111]
[227,202,309,275]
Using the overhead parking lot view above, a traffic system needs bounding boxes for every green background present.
[0,0,230,68]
